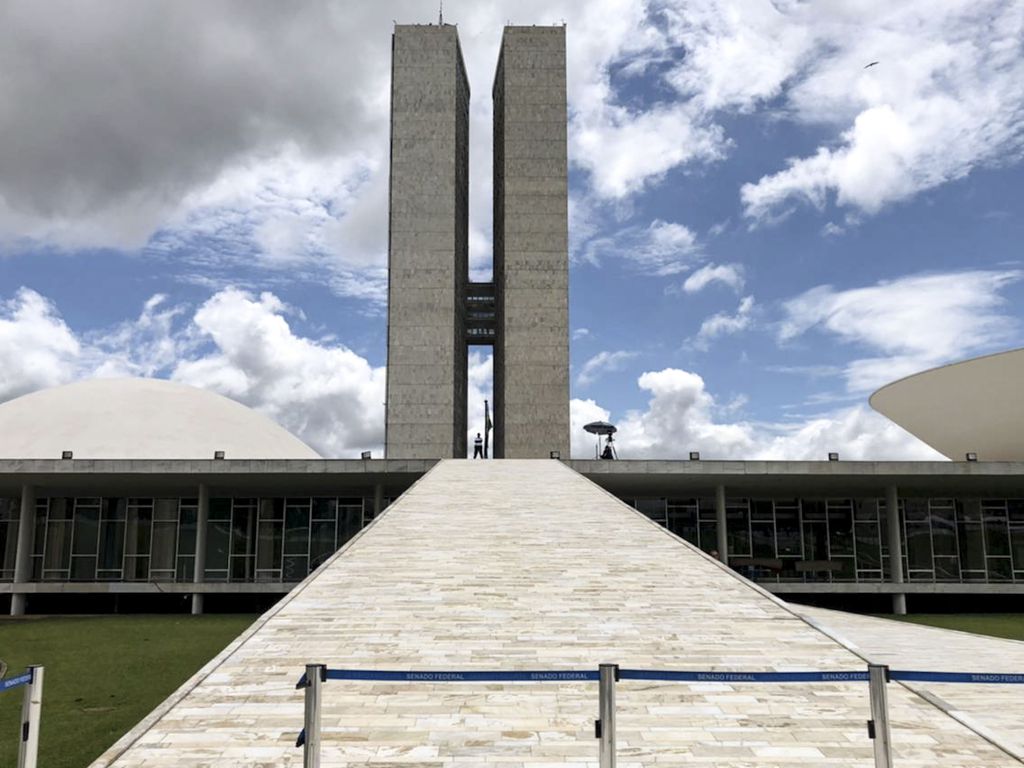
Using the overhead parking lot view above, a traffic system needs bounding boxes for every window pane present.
[666,505,697,545]
[827,502,854,556]
[988,558,1013,582]
[125,506,152,557]
[726,502,750,557]
[930,504,958,557]
[285,506,310,555]
[698,521,717,553]
[312,498,336,521]
[176,555,195,582]
[232,505,256,557]
[257,521,283,571]
[98,520,124,574]
[154,498,178,521]
[44,520,72,573]
[283,555,308,581]
[855,522,881,570]
[934,556,960,581]
[151,522,177,573]
[985,509,1010,557]
[205,520,231,573]
[71,556,97,581]
[124,555,149,581]
[634,498,667,525]
[210,498,231,521]
[775,507,801,557]
[310,520,336,569]
[178,506,197,556]
[751,522,775,558]
[338,501,362,547]
[802,521,827,561]
[72,506,100,556]
[905,522,933,571]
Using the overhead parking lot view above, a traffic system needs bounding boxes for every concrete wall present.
[492,27,570,458]
[386,25,469,459]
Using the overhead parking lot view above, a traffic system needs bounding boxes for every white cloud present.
[735,0,1024,222]
[692,295,755,350]
[580,219,700,275]
[465,350,493,457]
[779,269,1022,392]
[171,289,385,457]
[576,350,638,388]
[570,397,613,459]
[572,328,591,341]
[0,289,80,401]
[682,263,745,293]
[573,366,943,461]
[572,104,727,199]
[0,286,386,457]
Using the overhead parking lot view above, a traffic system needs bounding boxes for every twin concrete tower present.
[385,24,570,459]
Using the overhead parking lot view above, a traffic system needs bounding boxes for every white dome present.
[0,378,321,460]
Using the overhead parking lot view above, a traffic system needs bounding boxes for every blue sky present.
[0,0,1022,459]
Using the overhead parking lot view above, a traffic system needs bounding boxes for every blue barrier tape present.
[324,669,600,682]
[892,670,1024,685]
[1,671,33,692]
[619,669,869,683]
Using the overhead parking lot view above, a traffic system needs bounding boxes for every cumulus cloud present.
[692,295,755,350]
[0,289,80,400]
[575,366,942,461]
[0,285,952,462]
[0,1,702,294]
[171,289,385,456]
[576,350,638,388]
[2,0,1020,270]
[570,397,613,459]
[779,269,1022,392]
[682,262,745,293]
[0,286,386,457]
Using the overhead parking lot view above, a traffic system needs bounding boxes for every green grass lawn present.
[885,613,1024,642]
[0,614,255,768]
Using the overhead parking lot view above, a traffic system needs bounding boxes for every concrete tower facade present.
[386,24,470,459]
[492,26,570,458]
[386,24,568,459]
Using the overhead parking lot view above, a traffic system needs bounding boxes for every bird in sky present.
[864,61,880,69]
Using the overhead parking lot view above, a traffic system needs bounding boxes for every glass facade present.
[633,496,1024,584]
[3,491,1024,587]
[0,497,18,581]
[15,495,377,584]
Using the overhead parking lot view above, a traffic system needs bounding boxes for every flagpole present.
[484,399,492,459]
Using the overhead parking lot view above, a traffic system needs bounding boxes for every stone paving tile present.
[799,605,1024,761]
[93,460,1018,766]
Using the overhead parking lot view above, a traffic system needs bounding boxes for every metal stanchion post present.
[597,664,618,768]
[867,663,892,768]
[18,665,43,768]
[302,663,325,768]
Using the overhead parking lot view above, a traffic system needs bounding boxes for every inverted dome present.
[870,348,1024,462]
[0,378,321,460]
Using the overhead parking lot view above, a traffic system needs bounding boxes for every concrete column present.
[373,484,384,520]
[10,484,36,616]
[715,485,728,564]
[885,485,906,615]
[191,483,209,616]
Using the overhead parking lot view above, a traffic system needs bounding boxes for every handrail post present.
[867,663,892,768]
[302,663,325,768]
[18,665,43,768]
[597,664,618,768]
